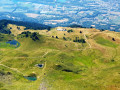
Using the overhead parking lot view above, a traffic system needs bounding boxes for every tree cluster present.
[56,36,59,39]
[68,24,84,28]
[51,36,59,39]
[63,37,67,40]
[73,37,86,43]
[17,27,21,30]
[0,21,11,34]
[0,19,51,33]
[67,29,73,33]
[21,31,39,41]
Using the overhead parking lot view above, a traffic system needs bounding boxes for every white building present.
[56,27,67,31]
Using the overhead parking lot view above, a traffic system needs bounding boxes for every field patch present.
[95,37,118,48]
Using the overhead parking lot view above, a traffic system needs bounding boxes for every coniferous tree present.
[63,37,66,40]
[52,36,54,38]
[80,31,82,33]
[56,36,59,39]
[112,38,115,41]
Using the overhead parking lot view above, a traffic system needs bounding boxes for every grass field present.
[0,25,120,90]
[95,36,118,48]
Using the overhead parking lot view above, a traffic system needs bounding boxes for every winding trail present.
[73,32,92,51]
[0,50,50,76]
[83,33,92,48]
[0,63,24,75]
[38,61,47,90]
[41,51,49,58]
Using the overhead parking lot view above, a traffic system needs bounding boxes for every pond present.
[24,76,37,81]
[35,64,44,68]
[6,40,20,48]
[24,73,37,81]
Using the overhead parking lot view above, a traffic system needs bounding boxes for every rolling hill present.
[0,19,51,34]
[0,24,120,90]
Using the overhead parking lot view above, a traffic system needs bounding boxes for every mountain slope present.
[0,26,120,90]
[0,19,51,34]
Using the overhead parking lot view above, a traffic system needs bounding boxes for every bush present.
[80,31,82,33]
[68,24,83,28]
[28,73,37,77]
[63,37,67,40]
[112,38,115,41]
[67,29,73,33]
[17,27,20,30]
[100,29,105,31]
[73,37,86,43]
[56,36,59,39]
[19,31,39,41]
[0,70,5,75]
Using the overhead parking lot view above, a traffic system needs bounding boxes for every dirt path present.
[4,50,50,59]
[42,51,49,58]
[0,63,24,75]
[0,50,51,76]
[83,33,92,48]
[38,61,47,90]
[72,32,92,51]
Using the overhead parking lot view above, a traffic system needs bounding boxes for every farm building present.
[56,27,67,31]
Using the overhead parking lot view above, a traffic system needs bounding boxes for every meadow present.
[0,25,120,90]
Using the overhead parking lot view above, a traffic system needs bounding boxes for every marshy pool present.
[24,76,37,81]
[0,40,20,48]
[24,73,37,81]
[35,64,44,69]
[6,40,20,48]
[36,64,44,68]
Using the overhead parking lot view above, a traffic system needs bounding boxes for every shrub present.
[17,27,20,30]
[56,36,59,39]
[73,37,86,43]
[19,31,39,41]
[63,37,67,40]
[80,31,82,33]
[67,29,73,33]
[112,38,115,41]
[68,24,83,28]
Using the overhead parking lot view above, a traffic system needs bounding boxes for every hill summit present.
[0,19,51,34]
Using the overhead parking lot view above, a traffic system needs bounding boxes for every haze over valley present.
[0,0,120,31]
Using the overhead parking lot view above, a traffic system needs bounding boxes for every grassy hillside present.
[0,19,51,34]
[0,26,120,90]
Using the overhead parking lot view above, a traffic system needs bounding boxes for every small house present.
[56,27,67,31]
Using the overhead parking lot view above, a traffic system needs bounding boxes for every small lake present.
[36,64,44,68]
[24,76,37,81]
[6,40,20,48]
